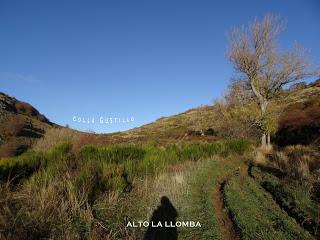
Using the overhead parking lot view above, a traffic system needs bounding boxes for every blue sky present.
[1,0,319,133]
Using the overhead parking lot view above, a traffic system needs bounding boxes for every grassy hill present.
[115,79,320,145]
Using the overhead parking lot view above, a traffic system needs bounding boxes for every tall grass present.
[0,142,73,183]
[0,151,46,182]
[33,127,82,152]
[0,139,250,184]
[80,145,145,164]
[0,139,249,239]
[270,145,319,180]
[179,139,250,161]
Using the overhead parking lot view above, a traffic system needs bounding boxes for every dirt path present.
[212,180,240,240]
[211,161,244,240]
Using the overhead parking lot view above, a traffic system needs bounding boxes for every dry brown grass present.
[252,150,268,166]
[33,127,82,152]
[33,127,133,152]
[270,145,319,180]
[102,159,202,239]
[0,172,116,240]
[251,144,320,181]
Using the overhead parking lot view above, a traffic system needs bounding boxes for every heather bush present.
[0,140,29,157]
[276,98,320,146]
[0,115,27,137]
[14,101,37,115]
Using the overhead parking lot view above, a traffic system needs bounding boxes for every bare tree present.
[225,78,253,107]
[227,15,318,147]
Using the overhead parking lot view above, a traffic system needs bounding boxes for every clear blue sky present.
[1,0,319,133]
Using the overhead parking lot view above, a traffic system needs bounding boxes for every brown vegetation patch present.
[0,114,48,157]
[0,115,27,137]
[0,140,29,157]
[276,98,320,146]
[14,101,50,124]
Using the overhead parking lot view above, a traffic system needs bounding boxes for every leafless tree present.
[227,14,319,147]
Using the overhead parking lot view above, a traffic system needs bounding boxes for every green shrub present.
[80,145,145,164]
[14,142,74,185]
[135,140,249,176]
[136,144,184,176]
[77,160,127,203]
[48,141,72,158]
[0,151,46,182]
[137,146,167,175]
[224,139,250,155]
[179,143,205,161]
[0,139,249,184]
[178,139,249,161]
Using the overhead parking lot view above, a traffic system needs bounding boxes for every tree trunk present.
[267,133,271,146]
[261,133,267,147]
[250,79,269,148]
[260,101,268,148]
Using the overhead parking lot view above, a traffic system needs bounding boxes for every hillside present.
[117,79,320,144]
[116,105,219,143]
[2,79,320,156]
[0,92,54,157]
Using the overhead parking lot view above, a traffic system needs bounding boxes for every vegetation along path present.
[223,164,314,240]
[212,161,242,240]
[178,157,242,240]
[180,155,315,240]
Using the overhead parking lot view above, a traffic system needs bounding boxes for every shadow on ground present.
[144,196,178,240]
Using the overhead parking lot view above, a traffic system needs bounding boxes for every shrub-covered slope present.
[0,92,54,157]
